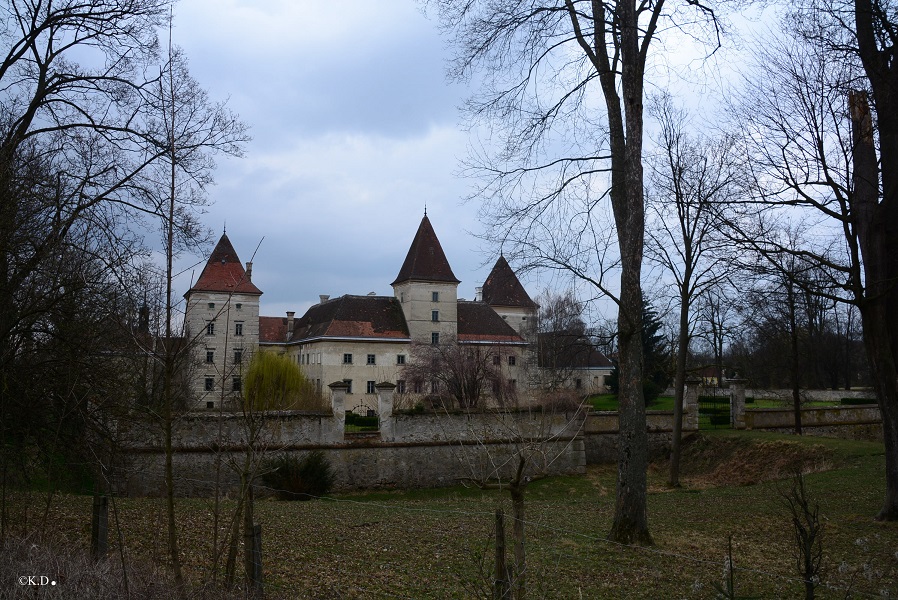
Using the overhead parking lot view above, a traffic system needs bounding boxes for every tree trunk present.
[787,280,803,435]
[849,89,898,520]
[669,285,690,487]
[605,0,653,546]
[244,482,255,589]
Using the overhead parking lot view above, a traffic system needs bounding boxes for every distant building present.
[184,215,611,411]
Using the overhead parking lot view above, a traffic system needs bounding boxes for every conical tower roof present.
[391,215,460,286]
[481,255,536,308]
[188,233,262,295]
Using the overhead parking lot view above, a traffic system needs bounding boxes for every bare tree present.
[535,290,595,391]
[431,0,724,545]
[727,8,898,519]
[645,95,738,486]
[454,396,587,599]
[403,336,514,409]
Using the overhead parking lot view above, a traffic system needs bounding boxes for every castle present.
[183,215,611,411]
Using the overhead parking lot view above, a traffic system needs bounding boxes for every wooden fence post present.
[251,523,264,596]
[494,509,510,600]
[91,495,108,560]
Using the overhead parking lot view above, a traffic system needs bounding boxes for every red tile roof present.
[261,295,410,344]
[259,316,288,343]
[391,215,460,286]
[481,256,536,308]
[189,234,262,295]
[457,301,525,344]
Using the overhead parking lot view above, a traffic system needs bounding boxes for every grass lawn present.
[589,393,675,411]
[5,431,896,599]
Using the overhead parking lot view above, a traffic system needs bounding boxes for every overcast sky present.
[168,0,499,318]
[167,1,764,322]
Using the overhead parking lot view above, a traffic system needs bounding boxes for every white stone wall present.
[393,280,458,343]
[280,338,412,413]
[490,305,537,340]
[184,291,260,409]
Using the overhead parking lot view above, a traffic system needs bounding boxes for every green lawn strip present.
[6,432,894,598]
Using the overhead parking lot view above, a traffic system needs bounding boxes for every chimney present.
[319,294,330,304]
[245,261,253,282]
[475,286,483,302]
[286,311,295,340]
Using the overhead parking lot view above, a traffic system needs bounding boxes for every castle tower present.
[391,215,460,344]
[481,255,538,341]
[184,233,262,409]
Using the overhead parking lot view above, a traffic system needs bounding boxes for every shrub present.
[840,397,875,405]
[260,451,335,501]
[345,412,379,430]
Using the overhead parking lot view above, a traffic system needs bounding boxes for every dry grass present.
[2,431,896,599]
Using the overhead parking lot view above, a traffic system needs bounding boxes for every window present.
[508,379,517,389]
[367,354,376,365]
[343,379,352,394]
[206,322,215,336]
[432,310,439,322]
[204,377,214,391]
[343,353,353,364]
[432,291,439,302]
[493,355,501,366]
[316,379,321,393]
[235,303,242,310]
[396,354,406,365]
[208,302,215,309]
[232,377,242,392]
[396,380,406,394]
[414,380,423,394]
[507,355,516,366]
[431,379,439,393]
[234,322,243,336]
[206,350,214,363]
[234,349,242,364]
[206,401,215,409]
[575,378,582,389]
[431,332,439,345]
[366,380,376,394]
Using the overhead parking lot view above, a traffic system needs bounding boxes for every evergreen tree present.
[608,303,671,404]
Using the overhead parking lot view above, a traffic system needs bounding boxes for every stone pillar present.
[328,381,348,442]
[728,378,748,430]
[684,376,702,432]
[375,382,397,441]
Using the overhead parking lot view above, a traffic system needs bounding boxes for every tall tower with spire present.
[391,215,460,344]
[184,233,262,409]
[481,255,538,340]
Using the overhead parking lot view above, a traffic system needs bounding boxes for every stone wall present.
[118,401,588,497]
[744,405,882,441]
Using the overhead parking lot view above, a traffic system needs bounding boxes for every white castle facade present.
[184,215,611,412]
